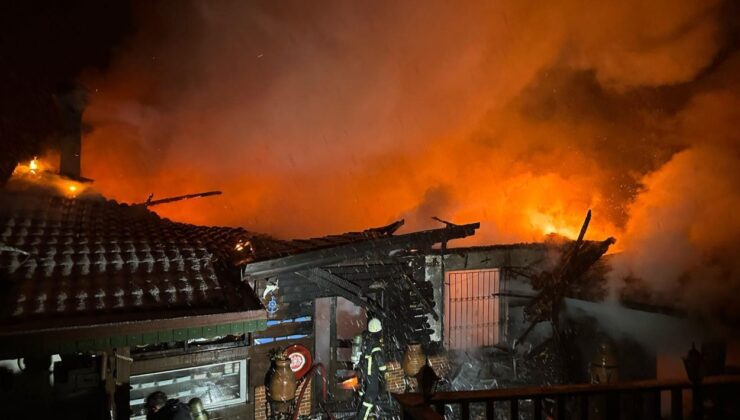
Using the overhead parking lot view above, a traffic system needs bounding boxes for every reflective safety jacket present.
[358,334,385,396]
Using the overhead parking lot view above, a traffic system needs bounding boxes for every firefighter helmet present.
[368,317,382,333]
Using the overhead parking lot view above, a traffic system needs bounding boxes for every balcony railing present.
[394,374,740,420]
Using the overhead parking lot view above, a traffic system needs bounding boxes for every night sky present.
[0,1,133,179]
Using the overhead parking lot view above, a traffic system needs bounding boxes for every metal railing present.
[395,374,740,420]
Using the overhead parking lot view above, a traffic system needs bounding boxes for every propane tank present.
[188,398,209,420]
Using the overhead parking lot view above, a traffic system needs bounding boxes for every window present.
[444,269,500,350]
[129,360,247,419]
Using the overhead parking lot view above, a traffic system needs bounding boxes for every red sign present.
[283,344,312,379]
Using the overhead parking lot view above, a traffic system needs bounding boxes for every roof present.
[0,188,474,353]
[444,242,549,254]
[241,219,405,264]
[0,189,267,336]
[242,221,480,278]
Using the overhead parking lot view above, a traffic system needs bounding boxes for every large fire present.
[69,0,738,317]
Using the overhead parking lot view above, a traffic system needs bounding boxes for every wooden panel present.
[253,321,313,339]
[131,346,249,375]
[510,399,518,419]
[0,311,268,358]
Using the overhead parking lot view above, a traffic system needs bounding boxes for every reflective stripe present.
[371,347,382,353]
[362,402,374,420]
[362,402,374,407]
[367,354,373,374]
[378,365,386,371]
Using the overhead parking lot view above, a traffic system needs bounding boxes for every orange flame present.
[339,376,359,390]
[29,157,39,174]
[13,157,48,177]
[10,157,88,199]
[65,182,83,198]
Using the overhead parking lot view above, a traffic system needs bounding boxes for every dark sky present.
[0,1,133,179]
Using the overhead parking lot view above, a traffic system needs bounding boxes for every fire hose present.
[292,363,335,420]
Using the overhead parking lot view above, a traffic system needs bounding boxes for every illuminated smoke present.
[79,1,738,316]
[613,88,740,322]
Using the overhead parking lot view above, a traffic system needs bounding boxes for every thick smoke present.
[613,86,740,323]
[80,1,738,319]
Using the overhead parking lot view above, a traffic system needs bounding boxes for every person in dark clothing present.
[356,318,386,420]
[146,391,193,420]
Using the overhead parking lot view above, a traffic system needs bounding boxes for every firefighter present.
[356,317,386,420]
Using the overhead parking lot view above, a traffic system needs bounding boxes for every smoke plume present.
[79,1,739,320]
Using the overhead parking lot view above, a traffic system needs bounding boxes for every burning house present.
[2,1,740,419]
[1,97,738,419]
[0,149,483,418]
[0,155,623,420]
[0,119,618,419]
[3,142,737,420]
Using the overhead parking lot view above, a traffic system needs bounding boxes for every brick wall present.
[254,386,267,420]
[254,383,312,420]
[384,354,452,393]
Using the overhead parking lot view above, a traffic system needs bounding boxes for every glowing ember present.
[234,240,252,252]
[63,181,86,198]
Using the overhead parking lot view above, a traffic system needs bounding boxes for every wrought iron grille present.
[444,269,500,350]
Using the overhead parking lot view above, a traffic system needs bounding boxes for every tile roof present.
[0,188,406,332]
[0,190,265,329]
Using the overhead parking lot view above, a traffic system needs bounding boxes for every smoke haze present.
[78,1,739,320]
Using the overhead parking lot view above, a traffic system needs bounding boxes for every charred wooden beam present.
[242,222,479,278]
[293,270,388,320]
[139,190,222,207]
[310,267,364,296]
[400,273,439,321]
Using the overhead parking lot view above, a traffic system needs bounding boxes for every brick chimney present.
[56,85,88,179]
